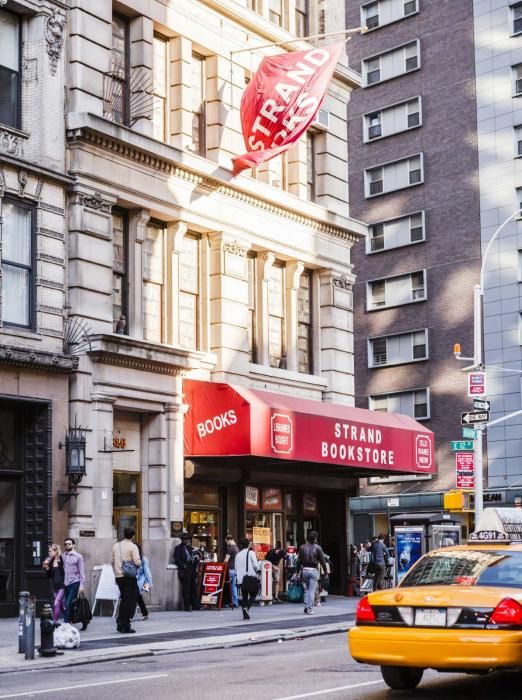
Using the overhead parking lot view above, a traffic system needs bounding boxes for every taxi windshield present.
[400,549,522,588]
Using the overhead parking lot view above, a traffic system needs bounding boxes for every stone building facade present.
[0,0,72,617]
[64,0,365,606]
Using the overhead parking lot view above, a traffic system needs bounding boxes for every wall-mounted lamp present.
[58,420,87,510]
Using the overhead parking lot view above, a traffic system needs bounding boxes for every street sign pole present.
[475,426,483,524]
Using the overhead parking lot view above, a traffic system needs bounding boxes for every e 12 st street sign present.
[456,452,475,489]
[451,440,474,451]
[468,371,486,397]
[461,410,490,425]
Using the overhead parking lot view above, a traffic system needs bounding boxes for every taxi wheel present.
[380,665,424,690]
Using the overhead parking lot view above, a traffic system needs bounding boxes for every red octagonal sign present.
[271,412,293,455]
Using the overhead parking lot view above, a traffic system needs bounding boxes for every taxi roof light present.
[356,596,376,624]
[489,598,522,627]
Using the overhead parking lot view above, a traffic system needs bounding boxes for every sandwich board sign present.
[92,564,120,617]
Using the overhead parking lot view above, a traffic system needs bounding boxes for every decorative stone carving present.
[223,240,248,257]
[78,192,112,213]
[333,274,352,290]
[18,170,27,196]
[45,11,65,76]
[0,1,7,6]
[261,252,275,282]
[0,128,24,157]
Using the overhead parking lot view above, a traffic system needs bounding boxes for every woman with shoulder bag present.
[235,537,259,620]
[43,544,65,626]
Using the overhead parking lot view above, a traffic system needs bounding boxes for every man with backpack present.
[371,533,389,591]
[112,526,141,633]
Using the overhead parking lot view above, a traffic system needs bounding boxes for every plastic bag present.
[54,622,81,649]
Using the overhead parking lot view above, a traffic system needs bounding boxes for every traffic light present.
[444,490,466,511]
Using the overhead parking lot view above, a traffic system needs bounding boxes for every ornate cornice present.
[223,240,248,257]
[0,344,78,372]
[45,10,65,76]
[68,127,360,243]
[89,350,186,376]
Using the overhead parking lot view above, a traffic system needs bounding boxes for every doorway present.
[113,472,142,542]
[0,480,19,615]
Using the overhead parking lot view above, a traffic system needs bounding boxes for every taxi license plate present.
[415,608,446,627]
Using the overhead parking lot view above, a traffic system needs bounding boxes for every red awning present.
[183,380,435,477]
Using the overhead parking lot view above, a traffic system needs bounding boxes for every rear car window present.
[400,549,522,588]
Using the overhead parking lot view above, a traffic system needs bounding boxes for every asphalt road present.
[0,632,521,700]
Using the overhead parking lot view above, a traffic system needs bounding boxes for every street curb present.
[0,621,353,675]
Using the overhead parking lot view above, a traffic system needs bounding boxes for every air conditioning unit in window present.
[312,108,330,131]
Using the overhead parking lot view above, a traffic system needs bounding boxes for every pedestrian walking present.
[62,537,85,624]
[135,543,153,620]
[224,535,239,608]
[42,544,65,625]
[264,542,287,603]
[297,531,327,615]
[371,534,390,591]
[235,537,259,620]
[112,526,141,633]
[174,532,201,611]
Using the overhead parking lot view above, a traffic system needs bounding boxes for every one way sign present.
[461,410,490,425]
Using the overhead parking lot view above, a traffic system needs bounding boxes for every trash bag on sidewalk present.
[54,623,81,649]
[71,592,92,631]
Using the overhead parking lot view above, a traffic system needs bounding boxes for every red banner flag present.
[232,44,343,176]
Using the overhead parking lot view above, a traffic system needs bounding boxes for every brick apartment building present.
[346,0,482,539]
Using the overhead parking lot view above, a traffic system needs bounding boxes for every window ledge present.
[364,122,421,144]
[365,179,424,199]
[0,326,42,342]
[366,238,425,255]
[369,356,428,369]
[363,66,420,89]
[248,362,328,389]
[362,11,419,34]
[367,298,427,312]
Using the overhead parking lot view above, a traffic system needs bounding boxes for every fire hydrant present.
[38,604,57,657]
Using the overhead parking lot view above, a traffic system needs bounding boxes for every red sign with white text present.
[232,44,343,175]
[200,562,228,608]
[184,380,436,477]
[456,452,475,489]
[468,371,486,397]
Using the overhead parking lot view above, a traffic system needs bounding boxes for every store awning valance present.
[183,380,436,477]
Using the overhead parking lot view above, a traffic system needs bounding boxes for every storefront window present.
[184,483,220,560]
[245,512,283,560]
[0,411,16,468]
[0,481,16,603]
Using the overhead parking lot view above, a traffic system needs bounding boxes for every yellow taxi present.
[348,524,522,690]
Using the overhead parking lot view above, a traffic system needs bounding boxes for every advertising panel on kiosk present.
[394,526,425,584]
[430,524,461,550]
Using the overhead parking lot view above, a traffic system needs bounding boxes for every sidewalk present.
[0,596,358,674]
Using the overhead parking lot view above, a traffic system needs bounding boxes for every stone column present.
[129,16,154,137]
[128,209,150,339]
[256,252,275,366]
[285,261,304,372]
[207,232,250,376]
[165,392,188,525]
[147,411,168,539]
[319,270,355,404]
[167,221,188,346]
[169,36,192,150]
[69,393,115,538]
